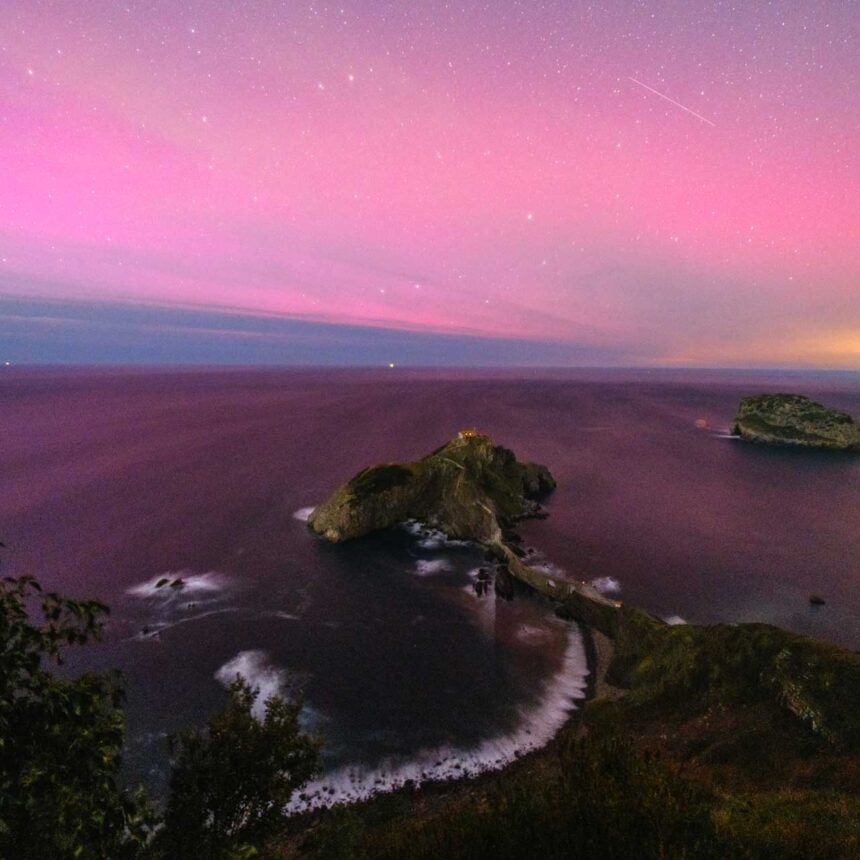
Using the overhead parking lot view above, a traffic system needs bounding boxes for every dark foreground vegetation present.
[0,574,150,858]
[0,574,319,859]
[2,569,858,858]
[291,730,730,859]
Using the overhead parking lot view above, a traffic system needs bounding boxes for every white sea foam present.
[414,559,452,576]
[127,571,237,642]
[293,506,316,522]
[215,650,288,718]
[664,614,688,626]
[402,520,470,548]
[589,576,622,595]
[287,626,589,813]
[421,534,470,549]
[134,607,241,640]
[127,570,228,600]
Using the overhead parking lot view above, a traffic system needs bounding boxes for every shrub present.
[161,678,321,858]
[0,575,150,858]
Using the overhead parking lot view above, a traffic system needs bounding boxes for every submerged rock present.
[308,431,555,543]
[731,393,860,451]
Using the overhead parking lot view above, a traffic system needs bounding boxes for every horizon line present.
[4,362,859,375]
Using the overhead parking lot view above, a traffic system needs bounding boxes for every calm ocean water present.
[1,366,858,798]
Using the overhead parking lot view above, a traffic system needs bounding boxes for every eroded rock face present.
[732,394,860,451]
[308,432,555,543]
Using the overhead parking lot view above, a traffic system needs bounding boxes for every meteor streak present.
[628,77,716,126]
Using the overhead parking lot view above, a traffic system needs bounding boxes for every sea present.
[1,366,858,803]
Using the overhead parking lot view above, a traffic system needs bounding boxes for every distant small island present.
[732,393,860,451]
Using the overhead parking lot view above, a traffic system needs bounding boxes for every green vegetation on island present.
[308,429,555,543]
[732,393,860,451]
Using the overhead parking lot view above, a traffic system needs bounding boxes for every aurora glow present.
[0,1,857,366]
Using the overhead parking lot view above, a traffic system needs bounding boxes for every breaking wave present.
[127,570,228,600]
[215,650,288,718]
[293,506,316,522]
[126,570,238,641]
[287,626,588,812]
[414,559,452,576]
[402,520,470,549]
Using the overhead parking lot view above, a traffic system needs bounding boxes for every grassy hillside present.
[267,611,860,859]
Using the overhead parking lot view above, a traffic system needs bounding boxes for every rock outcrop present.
[308,431,555,543]
[732,393,860,451]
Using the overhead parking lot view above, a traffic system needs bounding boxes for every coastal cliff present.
[732,393,860,451]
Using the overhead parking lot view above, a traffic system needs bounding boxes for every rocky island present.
[309,430,615,614]
[308,429,555,543]
[732,393,860,451]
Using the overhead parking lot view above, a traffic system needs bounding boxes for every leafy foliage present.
[160,678,321,858]
[0,574,151,858]
[301,730,730,859]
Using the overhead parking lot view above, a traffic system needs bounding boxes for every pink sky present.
[0,1,857,366]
